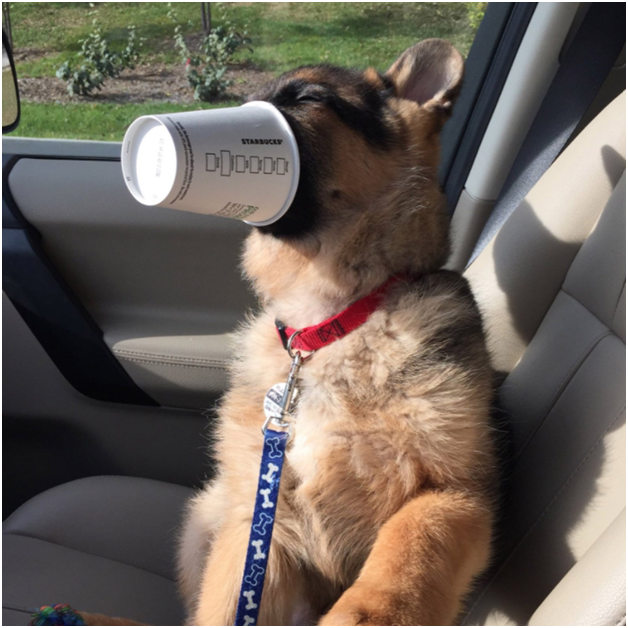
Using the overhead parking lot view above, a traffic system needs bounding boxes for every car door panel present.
[110,332,233,408]
[3,293,211,517]
[3,137,255,514]
[5,140,255,408]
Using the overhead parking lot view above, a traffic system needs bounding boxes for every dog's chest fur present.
[230,276,493,583]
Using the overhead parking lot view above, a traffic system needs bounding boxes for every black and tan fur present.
[83,39,496,627]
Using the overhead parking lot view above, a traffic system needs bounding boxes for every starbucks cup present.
[120,101,300,226]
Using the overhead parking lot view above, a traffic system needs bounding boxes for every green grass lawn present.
[19,101,238,141]
[11,2,484,75]
[226,2,483,72]
[6,2,486,140]
[11,2,200,77]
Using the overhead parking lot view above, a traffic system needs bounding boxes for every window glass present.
[4,2,487,141]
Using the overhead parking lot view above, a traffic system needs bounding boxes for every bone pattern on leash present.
[259,488,274,509]
[244,562,265,587]
[266,438,283,458]
[243,590,259,611]
[251,539,266,560]
[261,463,279,484]
[252,512,273,536]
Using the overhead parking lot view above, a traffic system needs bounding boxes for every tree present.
[200,2,211,37]
[3,3,13,48]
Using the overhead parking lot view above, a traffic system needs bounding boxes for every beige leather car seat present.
[2,94,625,626]
[463,91,626,625]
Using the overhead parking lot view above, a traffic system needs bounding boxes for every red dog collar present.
[276,276,404,353]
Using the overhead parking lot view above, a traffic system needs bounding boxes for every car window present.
[3,2,487,141]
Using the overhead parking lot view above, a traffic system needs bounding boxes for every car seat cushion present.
[3,476,194,626]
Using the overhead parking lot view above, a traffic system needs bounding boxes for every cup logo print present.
[205,149,290,177]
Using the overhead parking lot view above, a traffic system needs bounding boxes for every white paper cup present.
[120,101,300,226]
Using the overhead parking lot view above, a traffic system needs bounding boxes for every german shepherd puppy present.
[85,39,496,626]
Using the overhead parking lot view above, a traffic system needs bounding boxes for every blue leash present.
[234,428,289,626]
[234,337,309,626]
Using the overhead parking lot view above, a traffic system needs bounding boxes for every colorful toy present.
[30,604,85,626]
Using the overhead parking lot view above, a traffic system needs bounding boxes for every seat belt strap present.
[467,2,626,267]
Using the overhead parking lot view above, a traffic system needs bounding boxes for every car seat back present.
[462,92,626,625]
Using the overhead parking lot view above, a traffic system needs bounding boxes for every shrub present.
[120,25,143,71]
[169,3,252,101]
[79,24,122,80]
[55,13,144,96]
[56,61,104,96]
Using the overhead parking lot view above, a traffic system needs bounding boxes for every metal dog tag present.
[264,382,299,421]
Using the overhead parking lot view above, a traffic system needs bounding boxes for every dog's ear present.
[386,39,464,113]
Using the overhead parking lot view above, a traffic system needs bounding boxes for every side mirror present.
[3,29,20,134]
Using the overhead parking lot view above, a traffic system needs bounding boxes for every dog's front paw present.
[319,608,375,626]
[319,588,396,626]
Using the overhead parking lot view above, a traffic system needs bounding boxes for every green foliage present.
[79,23,122,79]
[121,26,143,69]
[168,2,252,101]
[55,6,145,96]
[466,3,488,32]
[55,60,104,96]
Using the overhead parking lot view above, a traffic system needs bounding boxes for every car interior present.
[3,2,626,626]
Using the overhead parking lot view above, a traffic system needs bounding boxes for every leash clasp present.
[261,332,315,440]
[261,346,304,440]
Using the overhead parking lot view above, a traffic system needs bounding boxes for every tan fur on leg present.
[78,611,147,625]
[319,491,493,626]
[192,519,323,626]
[177,481,232,616]
[192,520,249,626]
